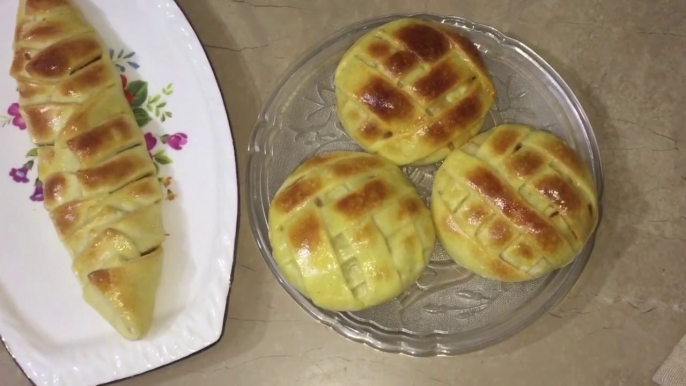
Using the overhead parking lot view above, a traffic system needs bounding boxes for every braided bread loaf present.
[269,152,435,311]
[432,124,599,282]
[334,18,496,166]
[10,0,165,340]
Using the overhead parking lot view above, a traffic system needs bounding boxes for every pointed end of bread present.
[83,247,163,340]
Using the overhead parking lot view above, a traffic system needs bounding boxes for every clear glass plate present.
[247,13,603,356]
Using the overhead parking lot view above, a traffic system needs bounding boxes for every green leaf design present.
[34,178,42,187]
[25,159,34,170]
[161,115,166,122]
[164,111,172,118]
[118,49,124,58]
[123,51,136,59]
[26,148,38,157]
[154,150,173,165]
[162,83,174,95]
[153,161,160,174]
[132,107,152,128]
[157,101,167,109]
[148,94,161,104]
[160,134,170,144]
[127,80,148,107]
[155,107,161,117]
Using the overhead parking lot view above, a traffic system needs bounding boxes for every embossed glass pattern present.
[247,13,603,356]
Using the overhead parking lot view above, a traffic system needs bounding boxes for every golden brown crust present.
[507,149,546,178]
[273,178,324,214]
[24,0,72,17]
[58,86,132,143]
[66,116,142,165]
[287,212,322,253]
[10,48,35,80]
[411,61,460,100]
[398,197,422,219]
[57,59,118,101]
[439,28,490,84]
[465,166,564,254]
[82,247,163,340]
[393,23,450,62]
[22,103,72,144]
[335,179,393,218]
[334,18,497,165]
[355,76,415,122]
[16,11,90,49]
[26,33,102,80]
[10,0,164,340]
[383,51,418,76]
[423,91,484,145]
[76,146,156,194]
[534,175,582,215]
[432,124,599,282]
[18,81,52,101]
[330,155,385,177]
[360,122,386,140]
[269,151,435,311]
[367,41,391,58]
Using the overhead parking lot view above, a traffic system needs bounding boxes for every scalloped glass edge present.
[247,12,604,356]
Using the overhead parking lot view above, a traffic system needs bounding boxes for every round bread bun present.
[334,17,496,166]
[268,151,435,311]
[431,124,599,282]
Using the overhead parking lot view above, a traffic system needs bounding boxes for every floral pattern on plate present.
[6,50,187,202]
[0,103,26,130]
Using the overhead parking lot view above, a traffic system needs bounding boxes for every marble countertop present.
[2,0,684,385]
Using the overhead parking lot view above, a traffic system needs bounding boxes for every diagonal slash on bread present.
[9,0,165,340]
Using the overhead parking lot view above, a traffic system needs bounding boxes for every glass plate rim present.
[246,12,605,356]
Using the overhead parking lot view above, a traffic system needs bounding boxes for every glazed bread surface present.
[334,18,496,166]
[268,151,435,311]
[432,124,598,282]
[10,0,165,340]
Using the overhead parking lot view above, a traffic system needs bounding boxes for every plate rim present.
[0,0,239,384]
[247,12,604,356]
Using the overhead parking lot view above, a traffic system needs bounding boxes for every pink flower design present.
[7,103,26,130]
[120,75,135,105]
[167,133,188,150]
[145,132,157,151]
[30,184,44,202]
[9,166,29,183]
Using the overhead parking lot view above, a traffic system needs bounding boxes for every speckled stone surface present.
[2,0,684,385]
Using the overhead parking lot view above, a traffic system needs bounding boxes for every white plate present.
[0,1,238,385]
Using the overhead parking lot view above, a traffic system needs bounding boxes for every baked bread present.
[334,18,496,166]
[10,0,165,340]
[431,124,598,282]
[268,151,435,311]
